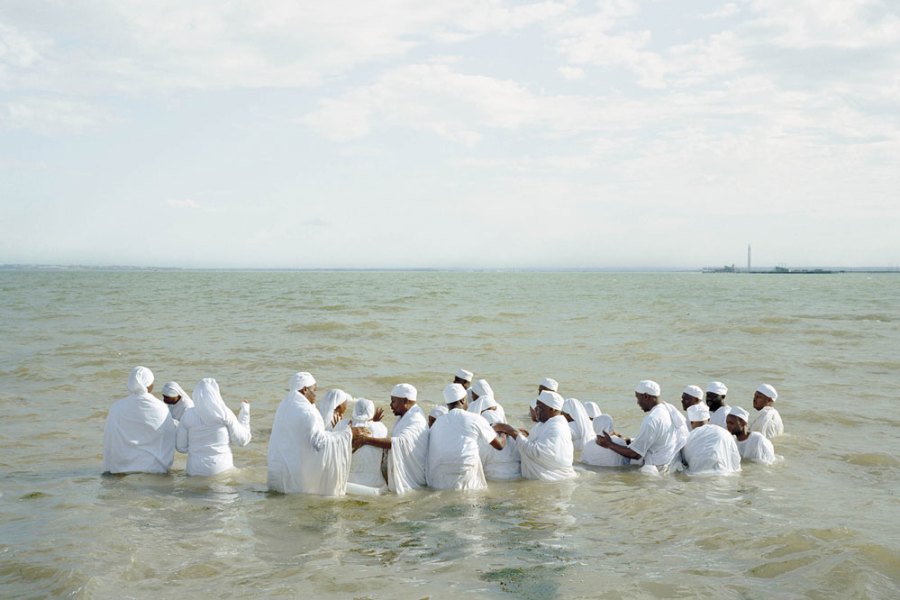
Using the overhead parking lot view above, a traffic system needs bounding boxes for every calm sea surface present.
[1,270,898,599]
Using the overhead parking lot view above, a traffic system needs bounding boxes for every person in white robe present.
[176,378,251,476]
[267,372,363,495]
[346,398,388,493]
[161,381,194,423]
[681,385,705,412]
[357,384,429,494]
[528,377,559,422]
[494,391,577,481]
[469,379,507,422]
[706,381,731,428]
[479,401,521,480]
[581,415,630,467]
[428,404,448,428]
[680,404,741,475]
[751,383,784,440]
[319,389,351,431]
[562,397,594,451]
[596,380,686,473]
[427,384,505,490]
[726,406,777,465]
[103,366,176,474]
[583,401,602,420]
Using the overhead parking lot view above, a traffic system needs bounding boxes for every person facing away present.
[266,372,366,496]
[347,398,388,491]
[468,378,505,421]
[478,396,522,480]
[161,381,194,423]
[680,403,741,475]
[356,383,430,494]
[580,415,630,467]
[493,390,577,481]
[726,406,777,465]
[562,397,594,451]
[583,401,602,420]
[427,383,505,490]
[103,366,176,474]
[706,381,731,428]
[175,378,251,476]
[750,383,784,440]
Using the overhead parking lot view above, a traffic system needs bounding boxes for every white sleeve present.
[226,402,252,447]
[175,413,189,454]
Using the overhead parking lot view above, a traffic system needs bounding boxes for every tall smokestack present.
[747,244,751,272]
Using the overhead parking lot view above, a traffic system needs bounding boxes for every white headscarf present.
[290,372,316,391]
[352,397,375,427]
[127,366,154,395]
[192,378,231,426]
[563,397,594,447]
[161,381,191,403]
[468,379,495,414]
[583,401,602,419]
[478,394,507,423]
[593,414,615,435]
[319,389,351,429]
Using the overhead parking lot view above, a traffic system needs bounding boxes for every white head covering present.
[592,414,615,435]
[352,397,375,427]
[728,406,750,423]
[455,368,473,382]
[443,383,467,405]
[635,380,661,396]
[537,390,564,411]
[290,372,316,391]
[192,377,231,426]
[319,389,351,428]
[127,366,154,395]
[757,383,778,401]
[391,383,417,401]
[471,379,493,398]
[707,381,728,395]
[539,377,559,392]
[682,385,704,400]
[583,401,602,419]
[687,404,711,422]
[430,404,449,420]
[161,381,191,404]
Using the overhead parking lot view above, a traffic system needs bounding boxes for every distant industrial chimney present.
[747,244,752,272]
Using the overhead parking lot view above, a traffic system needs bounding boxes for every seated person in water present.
[726,407,777,465]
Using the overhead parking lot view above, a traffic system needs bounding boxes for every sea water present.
[1,270,898,599]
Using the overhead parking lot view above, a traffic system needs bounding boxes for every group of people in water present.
[102,366,784,495]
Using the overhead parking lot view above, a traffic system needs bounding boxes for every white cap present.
[687,404,710,422]
[391,383,417,401]
[290,372,316,391]
[430,404,449,419]
[583,401,602,419]
[443,383,467,404]
[471,378,493,397]
[728,406,750,423]
[706,381,728,395]
[537,390,564,411]
[635,380,661,396]
[539,377,559,392]
[756,383,778,401]
[455,369,473,382]
[682,385,704,400]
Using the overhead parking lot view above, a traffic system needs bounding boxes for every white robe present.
[103,392,176,474]
[168,396,194,423]
[736,432,777,465]
[267,392,353,495]
[629,403,685,469]
[681,424,742,475]
[516,415,577,481]
[751,406,784,440]
[176,403,251,476]
[480,411,521,480]
[710,404,731,428]
[580,434,631,467]
[387,405,429,494]
[427,408,497,490]
[564,398,595,451]
[349,420,388,489]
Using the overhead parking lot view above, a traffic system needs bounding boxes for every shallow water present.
[1,270,899,598]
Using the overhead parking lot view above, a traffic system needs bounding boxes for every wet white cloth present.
[348,399,388,489]
[480,410,521,480]
[176,378,251,476]
[736,432,777,465]
[427,408,497,490]
[583,401,602,419]
[563,397,594,450]
[516,414,577,481]
[318,389,351,431]
[628,402,687,468]
[681,424,741,475]
[267,381,353,495]
[710,404,732,428]
[580,415,630,467]
[103,367,176,474]
[387,404,429,494]
[161,381,194,422]
[751,406,784,440]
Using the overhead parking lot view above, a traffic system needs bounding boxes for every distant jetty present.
[702,265,841,274]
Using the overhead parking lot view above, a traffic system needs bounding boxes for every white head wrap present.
[443,383,467,405]
[706,381,728,395]
[192,377,231,426]
[757,383,778,401]
[455,368,473,382]
[635,380,661,396]
[319,389,351,428]
[592,414,614,435]
[728,406,750,423]
[127,366,154,395]
[471,379,493,398]
[583,401,602,419]
[351,397,375,427]
[537,390,564,411]
[430,404,449,419]
[687,404,711,422]
[682,385,704,400]
[290,372,316,391]
[391,383,417,401]
[161,381,190,402]
[539,377,559,392]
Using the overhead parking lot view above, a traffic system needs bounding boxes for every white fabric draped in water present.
[681,424,741,475]
[348,398,388,490]
[387,404,429,494]
[162,381,194,422]
[563,397,594,451]
[710,404,731,428]
[751,406,784,440]
[175,378,251,476]
[267,388,353,495]
[737,432,777,465]
[103,367,176,474]
[427,408,497,490]
[516,415,577,481]
[480,410,521,480]
[580,415,630,467]
[318,389,351,431]
[628,402,687,468]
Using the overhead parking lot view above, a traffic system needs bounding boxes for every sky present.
[1,0,899,269]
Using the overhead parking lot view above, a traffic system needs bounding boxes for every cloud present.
[0,98,112,133]
[167,198,201,209]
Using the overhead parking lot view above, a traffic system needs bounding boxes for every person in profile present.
[726,407,777,465]
[103,366,176,474]
[680,385,704,412]
[750,384,784,440]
